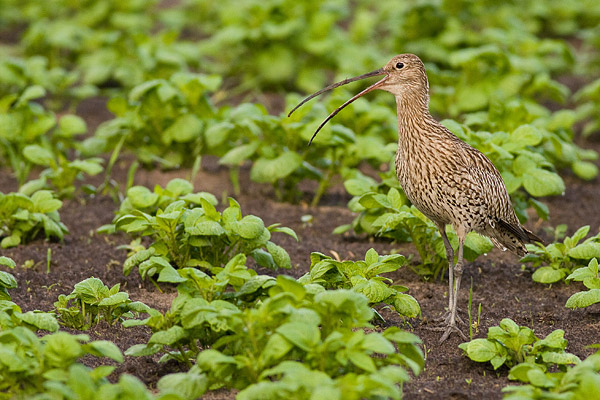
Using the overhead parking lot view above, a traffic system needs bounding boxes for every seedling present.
[503,349,600,399]
[54,277,150,330]
[0,190,68,248]
[521,225,600,283]
[459,318,580,370]
[0,256,17,301]
[0,327,124,397]
[115,196,297,284]
[298,248,421,318]
[565,258,600,309]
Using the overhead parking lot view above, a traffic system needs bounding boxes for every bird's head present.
[288,54,429,145]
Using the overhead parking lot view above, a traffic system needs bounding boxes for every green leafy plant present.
[298,248,420,317]
[0,299,58,333]
[459,318,580,371]
[122,256,279,365]
[457,99,598,184]
[575,77,600,137]
[502,348,600,400]
[0,55,96,109]
[18,144,104,198]
[215,96,396,204]
[0,327,124,398]
[0,87,91,186]
[54,277,150,330]
[115,196,296,283]
[0,257,17,301]
[0,190,68,248]
[140,275,424,399]
[82,72,221,168]
[28,364,190,400]
[100,178,217,228]
[521,225,600,284]
[564,258,600,309]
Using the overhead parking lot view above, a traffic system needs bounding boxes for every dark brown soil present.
[2,97,600,399]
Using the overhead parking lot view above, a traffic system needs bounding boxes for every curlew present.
[288,54,543,342]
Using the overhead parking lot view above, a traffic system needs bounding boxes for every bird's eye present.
[395,62,404,69]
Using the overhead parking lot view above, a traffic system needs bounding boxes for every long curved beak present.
[287,68,388,145]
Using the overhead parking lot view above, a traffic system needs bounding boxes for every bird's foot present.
[433,309,465,326]
[426,323,468,343]
[438,323,468,343]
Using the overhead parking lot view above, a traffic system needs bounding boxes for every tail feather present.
[488,218,544,257]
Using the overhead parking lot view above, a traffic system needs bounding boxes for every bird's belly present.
[398,174,452,225]
[397,166,485,229]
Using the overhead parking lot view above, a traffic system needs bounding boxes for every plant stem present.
[468,277,473,341]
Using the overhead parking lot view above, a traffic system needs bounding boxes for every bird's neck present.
[394,92,436,144]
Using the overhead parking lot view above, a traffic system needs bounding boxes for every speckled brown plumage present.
[289,53,543,342]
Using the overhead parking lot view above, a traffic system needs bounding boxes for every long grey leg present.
[440,232,468,342]
[435,223,454,315]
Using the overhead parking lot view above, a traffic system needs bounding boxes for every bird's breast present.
[394,145,486,228]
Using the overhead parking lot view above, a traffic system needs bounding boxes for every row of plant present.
[3,0,599,101]
[1,223,425,400]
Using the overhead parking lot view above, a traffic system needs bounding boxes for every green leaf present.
[459,339,502,363]
[250,152,303,183]
[572,161,598,180]
[0,257,16,269]
[157,264,187,283]
[513,154,537,175]
[149,326,187,345]
[500,171,522,194]
[235,215,265,239]
[510,125,542,147]
[351,276,393,303]
[387,187,405,210]
[85,340,124,363]
[127,186,159,209]
[541,351,581,365]
[269,226,298,241]
[19,311,59,332]
[157,371,208,399]
[98,292,129,306]
[186,218,225,236]
[568,243,600,259]
[348,350,376,372]
[219,142,259,166]
[1,235,21,248]
[19,85,46,104]
[69,159,103,175]
[58,115,87,137]
[362,333,395,354]
[276,321,320,352]
[163,114,203,145]
[522,169,565,197]
[73,278,108,304]
[204,122,234,149]
[526,368,555,388]
[23,144,55,166]
[565,289,600,308]
[129,80,162,102]
[165,179,194,197]
[266,241,291,269]
[392,293,421,318]
[532,267,565,284]
[260,333,294,364]
[344,177,376,196]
